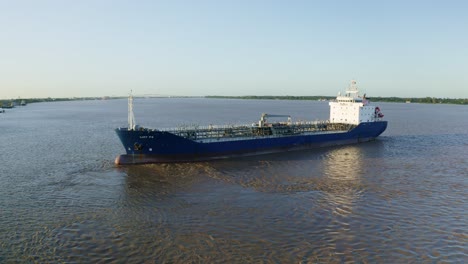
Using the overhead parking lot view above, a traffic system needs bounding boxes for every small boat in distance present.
[115,80,387,165]
[1,101,15,109]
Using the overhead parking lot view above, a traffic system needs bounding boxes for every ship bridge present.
[329,80,383,125]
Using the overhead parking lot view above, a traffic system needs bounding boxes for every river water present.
[0,98,466,263]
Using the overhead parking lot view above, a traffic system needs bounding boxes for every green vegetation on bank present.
[22,97,124,104]
[207,95,335,101]
[2,95,467,107]
[370,96,467,105]
[206,95,468,105]
[0,97,124,108]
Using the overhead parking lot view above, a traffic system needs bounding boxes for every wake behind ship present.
[115,81,387,165]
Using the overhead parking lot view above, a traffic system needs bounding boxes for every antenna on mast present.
[128,90,136,130]
[347,79,358,91]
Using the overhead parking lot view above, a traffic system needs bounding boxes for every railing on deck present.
[145,121,356,141]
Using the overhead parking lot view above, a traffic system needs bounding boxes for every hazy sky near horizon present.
[1,0,467,99]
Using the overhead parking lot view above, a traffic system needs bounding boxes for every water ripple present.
[1,100,467,263]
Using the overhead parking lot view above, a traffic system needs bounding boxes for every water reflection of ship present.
[122,141,386,201]
[318,143,388,258]
[321,145,370,206]
[324,146,364,180]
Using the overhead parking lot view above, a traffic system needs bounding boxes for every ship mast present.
[128,91,136,130]
[346,79,359,97]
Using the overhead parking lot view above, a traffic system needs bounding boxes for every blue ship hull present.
[115,121,387,164]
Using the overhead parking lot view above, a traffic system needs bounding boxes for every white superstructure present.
[329,80,383,125]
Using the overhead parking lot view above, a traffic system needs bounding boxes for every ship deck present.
[145,121,357,142]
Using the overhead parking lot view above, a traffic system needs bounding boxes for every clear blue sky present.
[1,0,467,99]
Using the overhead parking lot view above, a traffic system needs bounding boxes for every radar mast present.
[346,80,359,97]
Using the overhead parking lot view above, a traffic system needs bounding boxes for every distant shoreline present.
[206,95,468,105]
[1,95,467,106]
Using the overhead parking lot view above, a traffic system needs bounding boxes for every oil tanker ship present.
[115,80,387,165]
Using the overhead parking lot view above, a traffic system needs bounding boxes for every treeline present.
[206,95,468,105]
[1,97,123,107]
[370,96,467,105]
[3,95,467,106]
[23,97,124,103]
[206,95,335,101]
